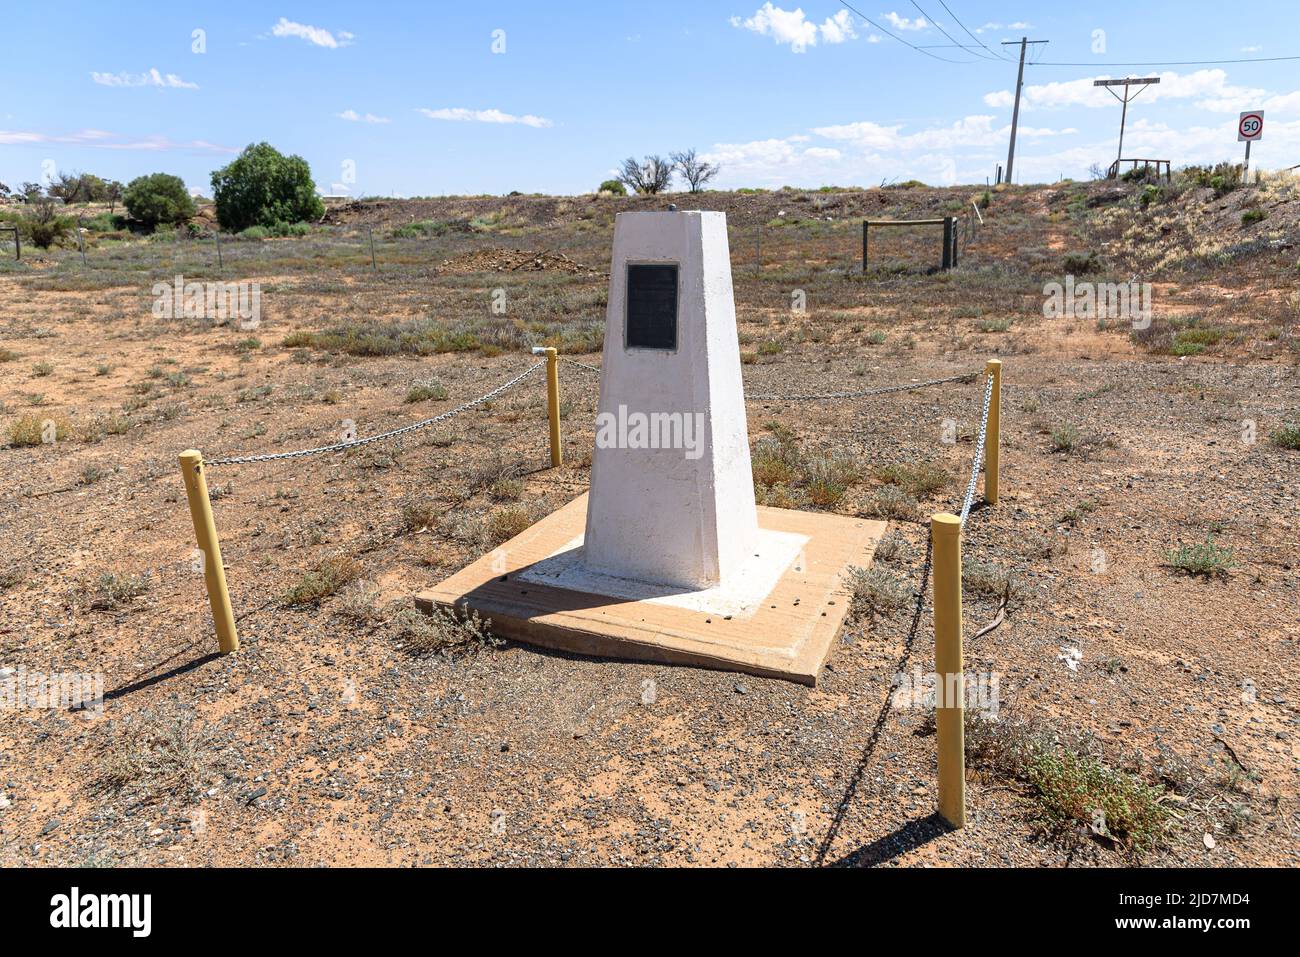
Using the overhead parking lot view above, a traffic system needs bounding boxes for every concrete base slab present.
[415,494,886,686]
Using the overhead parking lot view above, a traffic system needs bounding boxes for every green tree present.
[210,142,324,232]
[105,180,125,214]
[123,173,196,228]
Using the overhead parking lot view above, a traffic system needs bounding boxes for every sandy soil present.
[0,180,1297,867]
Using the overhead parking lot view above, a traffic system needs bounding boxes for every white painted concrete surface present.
[583,210,759,589]
[518,527,808,618]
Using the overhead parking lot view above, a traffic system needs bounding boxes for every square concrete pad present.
[415,494,886,686]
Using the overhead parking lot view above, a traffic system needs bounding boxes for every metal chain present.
[746,372,979,402]
[958,370,996,527]
[205,361,545,467]
[561,356,977,402]
[560,357,604,376]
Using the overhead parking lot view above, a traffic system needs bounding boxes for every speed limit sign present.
[1238,111,1264,141]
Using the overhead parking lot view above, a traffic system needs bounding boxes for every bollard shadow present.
[103,651,222,704]
[814,537,935,866]
[826,813,953,868]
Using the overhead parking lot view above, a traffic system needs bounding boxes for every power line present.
[836,0,973,64]
[1024,55,1300,67]
[914,47,1300,67]
[908,1,990,61]
[843,1,1300,69]
[934,0,1011,61]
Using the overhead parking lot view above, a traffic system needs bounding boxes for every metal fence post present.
[178,450,239,654]
[932,512,965,828]
[942,217,954,270]
[862,221,869,273]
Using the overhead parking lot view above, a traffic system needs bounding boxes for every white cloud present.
[0,128,235,153]
[818,10,858,44]
[729,4,864,51]
[338,109,390,124]
[975,20,1032,35]
[982,69,1270,113]
[91,68,198,89]
[814,114,1075,151]
[416,107,553,129]
[699,112,1085,188]
[882,11,928,31]
[270,17,352,48]
[1241,45,1262,53]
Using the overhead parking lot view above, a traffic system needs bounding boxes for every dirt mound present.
[437,248,599,275]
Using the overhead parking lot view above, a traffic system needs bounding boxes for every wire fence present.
[562,353,997,531]
[204,360,544,467]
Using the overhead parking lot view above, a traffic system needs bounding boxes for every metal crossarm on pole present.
[1094,77,1161,171]
[205,361,545,467]
[1002,37,1049,183]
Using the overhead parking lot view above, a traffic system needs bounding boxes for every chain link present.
[745,372,979,402]
[562,356,977,402]
[205,361,544,467]
[958,370,996,527]
[560,356,604,376]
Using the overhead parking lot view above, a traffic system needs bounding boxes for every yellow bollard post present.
[931,513,965,828]
[543,347,562,467]
[178,450,239,654]
[984,359,1001,505]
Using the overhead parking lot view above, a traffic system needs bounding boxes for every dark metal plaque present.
[625,264,678,350]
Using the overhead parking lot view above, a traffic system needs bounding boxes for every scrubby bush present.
[392,219,464,238]
[83,211,129,232]
[20,199,73,249]
[598,179,627,196]
[1179,162,1244,198]
[211,142,324,232]
[1061,250,1099,274]
[123,173,196,229]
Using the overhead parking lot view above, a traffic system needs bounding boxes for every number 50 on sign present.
[1238,111,1264,141]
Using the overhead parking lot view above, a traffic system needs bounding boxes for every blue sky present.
[3,1,1298,196]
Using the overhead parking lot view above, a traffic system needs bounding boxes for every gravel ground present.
[1,183,1297,867]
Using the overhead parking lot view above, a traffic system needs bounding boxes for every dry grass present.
[486,505,531,545]
[845,564,910,618]
[965,716,1174,856]
[874,460,951,499]
[86,571,150,610]
[283,555,363,606]
[8,414,70,446]
[96,708,226,805]
[864,484,919,521]
[390,602,499,658]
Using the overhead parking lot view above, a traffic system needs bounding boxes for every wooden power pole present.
[1001,37,1048,184]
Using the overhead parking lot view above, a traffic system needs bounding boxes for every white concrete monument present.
[583,210,758,589]
[420,208,886,685]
